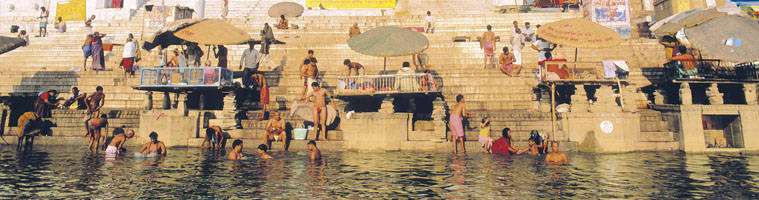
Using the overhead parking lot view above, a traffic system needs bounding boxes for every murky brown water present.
[1,146,758,199]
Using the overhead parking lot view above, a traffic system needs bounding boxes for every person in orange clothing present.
[671,46,696,70]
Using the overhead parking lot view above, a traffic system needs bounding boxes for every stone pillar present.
[654,89,666,105]
[679,82,692,105]
[431,97,448,141]
[198,93,206,110]
[744,83,757,105]
[378,96,395,113]
[706,83,723,105]
[590,85,621,112]
[570,84,589,112]
[144,91,153,110]
[162,91,171,109]
[177,93,188,115]
[539,88,552,112]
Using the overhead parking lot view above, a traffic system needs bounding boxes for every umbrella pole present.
[206,45,211,66]
[384,57,387,71]
[550,83,557,141]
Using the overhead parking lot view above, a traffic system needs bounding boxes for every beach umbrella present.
[174,19,250,45]
[0,36,26,55]
[347,26,429,70]
[684,15,759,63]
[268,2,304,18]
[143,18,203,50]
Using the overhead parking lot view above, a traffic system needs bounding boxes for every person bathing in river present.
[138,132,167,156]
[545,141,568,164]
[491,128,522,155]
[257,144,273,159]
[299,82,331,141]
[263,111,287,151]
[450,94,472,154]
[308,140,321,161]
[105,129,134,156]
[203,125,227,151]
[86,114,108,153]
[228,139,246,160]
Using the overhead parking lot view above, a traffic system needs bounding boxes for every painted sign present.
[56,0,86,21]
[306,0,396,8]
[590,0,632,37]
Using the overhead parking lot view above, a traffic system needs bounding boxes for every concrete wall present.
[678,105,759,152]
[340,113,411,150]
[138,109,201,147]
[566,112,642,152]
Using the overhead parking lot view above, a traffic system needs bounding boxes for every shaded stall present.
[347,26,429,71]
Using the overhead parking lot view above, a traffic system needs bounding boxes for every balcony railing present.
[539,61,628,82]
[664,59,755,80]
[139,67,233,87]
[335,73,439,95]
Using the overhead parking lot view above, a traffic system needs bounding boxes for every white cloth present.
[511,33,524,65]
[512,49,522,65]
[122,41,136,58]
[105,145,119,155]
[425,16,435,24]
[306,78,316,94]
[522,27,535,41]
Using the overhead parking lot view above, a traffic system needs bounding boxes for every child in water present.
[479,117,493,153]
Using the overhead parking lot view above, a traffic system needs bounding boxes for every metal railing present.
[335,73,439,95]
[664,59,748,80]
[139,67,234,87]
[540,61,608,81]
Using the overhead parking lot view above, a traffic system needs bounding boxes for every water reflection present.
[1,146,759,199]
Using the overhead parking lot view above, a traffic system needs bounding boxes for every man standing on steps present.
[480,25,496,69]
[120,33,137,78]
[86,86,105,117]
[261,23,274,55]
[38,7,49,37]
[450,94,472,154]
[425,11,435,34]
[239,41,261,88]
[299,82,331,141]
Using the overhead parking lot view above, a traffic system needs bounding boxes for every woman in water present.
[138,132,167,156]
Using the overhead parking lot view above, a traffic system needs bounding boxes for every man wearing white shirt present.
[522,22,535,42]
[121,34,137,77]
[531,37,556,62]
[425,11,435,34]
[240,41,262,88]
[511,28,524,66]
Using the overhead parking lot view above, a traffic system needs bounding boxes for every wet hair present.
[481,117,489,125]
[456,94,463,102]
[487,25,492,30]
[503,47,509,53]
[232,139,243,148]
[308,50,314,54]
[502,128,511,139]
[49,90,58,95]
[402,62,410,68]
[280,15,285,19]
[304,59,311,65]
[149,132,158,140]
[424,69,431,73]
[311,82,319,87]
[308,140,316,146]
[545,52,552,59]
[96,86,103,91]
[72,87,79,91]
[344,59,351,65]
[529,130,541,144]
[258,144,268,152]
[100,114,107,118]
[678,46,687,54]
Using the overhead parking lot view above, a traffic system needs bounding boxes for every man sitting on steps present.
[263,111,287,151]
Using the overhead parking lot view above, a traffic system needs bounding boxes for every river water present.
[1,146,758,199]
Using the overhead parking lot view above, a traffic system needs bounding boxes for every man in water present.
[257,144,273,159]
[105,129,135,156]
[228,139,245,160]
[86,86,105,116]
[86,114,108,153]
[308,140,321,161]
[263,111,287,151]
[203,125,227,150]
[300,82,331,141]
[545,141,568,164]
[17,112,40,151]
[138,132,167,156]
[450,94,472,154]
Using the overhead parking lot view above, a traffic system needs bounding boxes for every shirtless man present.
[203,125,227,150]
[228,139,245,160]
[545,141,568,164]
[17,112,40,151]
[307,140,321,161]
[343,59,364,76]
[105,129,135,156]
[299,59,318,97]
[138,132,167,156]
[516,140,540,155]
[300,82,331,141]
[86,86,105,116]
[263,111,287,151]
[257,144,273,159]
[481,25,496,69]
[450,94,472,154]
[86,114,108,153]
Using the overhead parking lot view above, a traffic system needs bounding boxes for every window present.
[702,115,744,148]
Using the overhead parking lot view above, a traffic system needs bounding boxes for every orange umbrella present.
[536,18,622,49]
[174,19,250,45]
